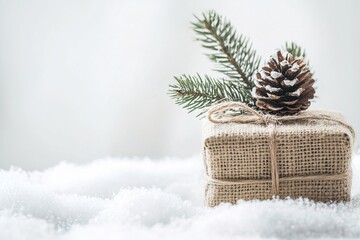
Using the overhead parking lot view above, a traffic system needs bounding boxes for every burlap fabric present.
[202,102,355,207]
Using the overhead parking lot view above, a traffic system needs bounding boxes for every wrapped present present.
[202,102,355,207]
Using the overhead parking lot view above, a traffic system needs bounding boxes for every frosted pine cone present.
[252,51,315,115]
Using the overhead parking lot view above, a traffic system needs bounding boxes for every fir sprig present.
[284,41,311,70]
[285,42,306,59]
[169,11,260,115]
[169,74,251,115]
[192,11,261,89]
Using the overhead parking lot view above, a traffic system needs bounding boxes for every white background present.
[0,0,359,169]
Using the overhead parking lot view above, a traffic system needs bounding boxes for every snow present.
[270,71,283,79]
[265,85,281,93]
[280,60,289,66]
[290,63,300,72]
[283,79,298,87]
[288,88,303,97]
[1,155,360,240]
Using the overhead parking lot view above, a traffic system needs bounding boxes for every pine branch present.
[284,42,306,59]
[192,11,261,90]
[169,74,253,115]
[284,41,311,70]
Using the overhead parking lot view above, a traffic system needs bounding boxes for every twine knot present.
[261,115,279,125]
[208,102,281,125]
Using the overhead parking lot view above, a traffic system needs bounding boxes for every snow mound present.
[1,155,360,240]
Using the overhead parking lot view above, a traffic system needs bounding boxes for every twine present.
[206,102,355,195]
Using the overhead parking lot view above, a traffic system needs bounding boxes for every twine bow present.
[206,101,355,195]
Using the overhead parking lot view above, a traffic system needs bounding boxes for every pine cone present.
[252,51,315,115]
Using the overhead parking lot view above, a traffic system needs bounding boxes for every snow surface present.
[1,155,360,240]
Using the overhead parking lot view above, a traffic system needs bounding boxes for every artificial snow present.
[280,60,289,67]
[1,155,360,240]
[270,71,283,79]
[288,88,303,97]
[265,85,281,93]
[283,79,298,87]
[290,63,300,72]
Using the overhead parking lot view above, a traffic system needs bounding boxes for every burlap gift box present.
[202,102,355,207]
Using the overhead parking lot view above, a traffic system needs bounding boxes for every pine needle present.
[169,74,252,116]
[192,10,261,89]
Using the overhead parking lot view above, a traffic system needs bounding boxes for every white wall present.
[0,0,359,169]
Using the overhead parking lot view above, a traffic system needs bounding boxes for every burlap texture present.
[202,111,354,207]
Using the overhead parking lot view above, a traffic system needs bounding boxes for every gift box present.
[202,103,355,207]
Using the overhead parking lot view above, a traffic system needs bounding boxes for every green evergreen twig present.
[169,74,251,115]
[192,11,261,90]
[284,41,312,70]
[284,42,306,59]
